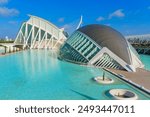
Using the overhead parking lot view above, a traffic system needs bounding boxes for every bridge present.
[0,43,23,54]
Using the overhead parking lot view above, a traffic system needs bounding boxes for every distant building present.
[126,34,150,54]
[126,34,150,44]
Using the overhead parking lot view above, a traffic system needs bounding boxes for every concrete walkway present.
[108,68,150,91]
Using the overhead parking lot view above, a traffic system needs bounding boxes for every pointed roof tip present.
[76,15,83,30]
[28,14,32,17]
[28,14,37,18]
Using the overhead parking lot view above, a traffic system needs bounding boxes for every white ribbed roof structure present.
[14,15,67,49]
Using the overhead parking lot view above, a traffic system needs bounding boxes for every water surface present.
[0,50,149,100]
[140,54,150,71]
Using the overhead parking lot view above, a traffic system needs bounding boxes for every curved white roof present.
[28,15,59,30]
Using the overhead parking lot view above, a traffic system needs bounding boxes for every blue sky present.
[0,0,150,39]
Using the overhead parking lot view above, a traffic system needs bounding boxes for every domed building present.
[60,24,144,72]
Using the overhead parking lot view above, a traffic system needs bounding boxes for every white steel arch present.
[14,15,67,50]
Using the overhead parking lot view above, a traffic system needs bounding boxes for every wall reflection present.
[20,50,59,79]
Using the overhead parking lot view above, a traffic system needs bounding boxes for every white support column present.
[24,24,34,48]
[38,32,46,49]
[14,23,25,44]
[20,31,26,44]
[51,37,53,49]
[45,33,48,49]
[44,22,47,49]
[31,29,40,49]
[53,39,60,49]
[23,23,28,49]
[46,36,53,49]
[38,20,41,49]
[30,25,35,49]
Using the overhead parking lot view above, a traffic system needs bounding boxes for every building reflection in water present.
[20,50,59,79]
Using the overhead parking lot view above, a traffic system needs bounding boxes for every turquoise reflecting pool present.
[0,50,149,100]
[140,54,150,71]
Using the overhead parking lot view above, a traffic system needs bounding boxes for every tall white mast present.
[76,15,83,30]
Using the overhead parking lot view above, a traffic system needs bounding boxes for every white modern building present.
[12,16,144,72]
[60,24,144,72]
[14,15,68,50]
[126,34,150,42]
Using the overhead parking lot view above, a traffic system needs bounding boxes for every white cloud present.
[60,17,84,34]
[0,0,8,4]
[96,16,105,22]
[8,21,18,24]
[0,7,19,17]
[58,17,65,22]
[61,22,77,34]
[62,24,71,30]
[62,23,75,34]
[109,9,125,19]
[61,24,73,35]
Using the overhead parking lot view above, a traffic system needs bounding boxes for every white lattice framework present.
[14,15,67,49]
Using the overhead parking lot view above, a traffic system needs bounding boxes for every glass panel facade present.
[60,31,101,64]
[93,53,123,69]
